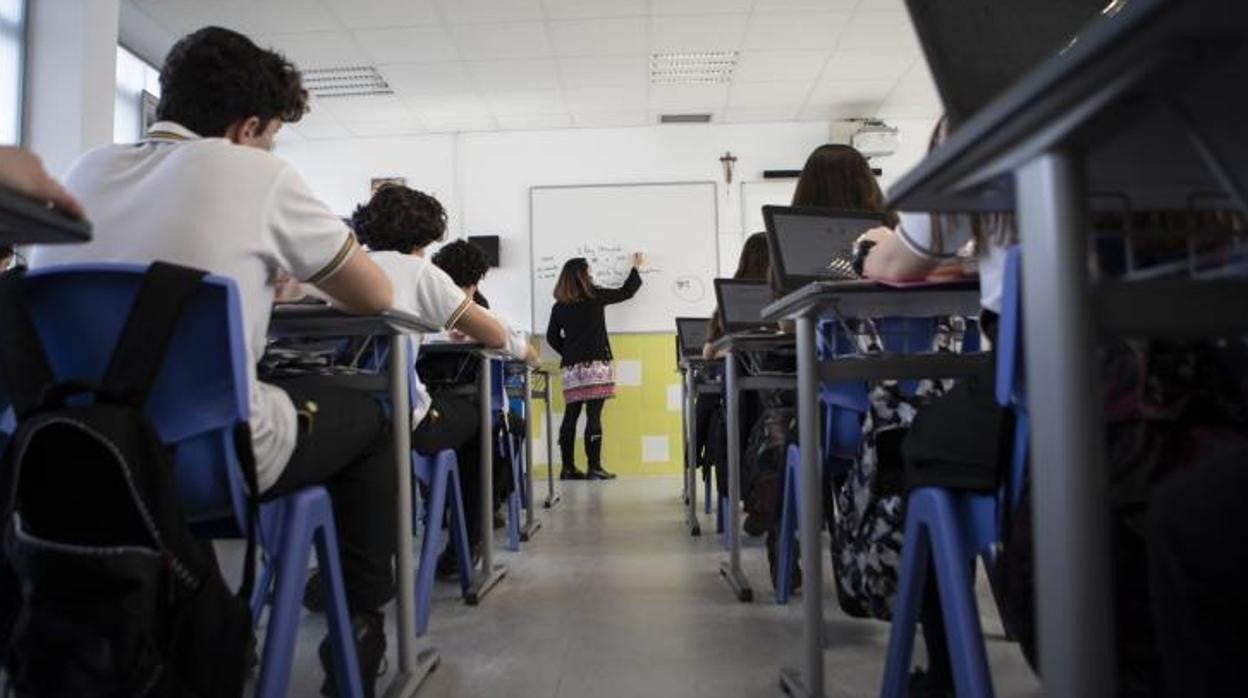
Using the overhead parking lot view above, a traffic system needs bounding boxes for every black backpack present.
[0,263,259,698]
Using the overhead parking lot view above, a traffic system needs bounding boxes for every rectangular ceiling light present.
[304,66,393,98]
[650,51,738,85]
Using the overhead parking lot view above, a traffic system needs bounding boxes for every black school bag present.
[0,263,258,698]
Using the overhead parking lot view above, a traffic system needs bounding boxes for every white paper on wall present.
[615,360,642,386]
[642,435,670,463]
[666,384,682,411]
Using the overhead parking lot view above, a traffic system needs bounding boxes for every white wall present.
[278,118,935,331]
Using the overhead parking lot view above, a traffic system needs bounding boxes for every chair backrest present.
[996,246,1025,410]
[0,264,252,526]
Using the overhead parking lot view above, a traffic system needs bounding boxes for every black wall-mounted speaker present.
[762,169,802,179]
[468,235,501,267]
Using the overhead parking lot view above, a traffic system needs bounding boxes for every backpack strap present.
[0,269,58,419]
[101,262,208,407]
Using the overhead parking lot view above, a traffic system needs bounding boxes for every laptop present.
[0,185,92,245]
[713,279,775,335]
[675,316,709,361]
[763,206,886,294]
[903,0,1109,125]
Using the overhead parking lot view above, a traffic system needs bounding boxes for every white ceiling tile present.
[542,0,648,20]
[549,18,648,57]
[557,56,648,87]
[496,113,574,130]
[856,0,907,8]
[571,111,649,128]
[808,79,894,105]
[453,22,552,60]
[323,0,441,29]
[728,81,811,108]
[422,115,499,132]
[722,106,799,123]
[752,0,856,12]
[259,32,371,70]
[289,102,349,138]
[799,102,881,120]
[435,0,544,24]
[648,84,729,111]
[404,92,493,119]
[837,10,919,49]
[651,15,749,52]
[354,26,460,64]
[234,0,341,35]
[345,120,427,137]
[563,86,650,113]
[467,59,561,91]
[319,94,417,124]
[378,63,474,94]
[820,48,916,82]
[486,90,566,116]
[744,12,850,50]
[653,0,752,16]
[734,50,829,83]
[874,101,942,119]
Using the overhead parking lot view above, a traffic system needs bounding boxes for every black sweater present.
[545,268,642,367]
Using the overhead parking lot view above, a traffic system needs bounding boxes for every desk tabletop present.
[762,280,981,322]
[889,0,1248,212]
[0,187,93,245]
[708,331,795,354]
[270,303,437,338]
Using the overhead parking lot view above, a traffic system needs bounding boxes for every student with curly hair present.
[350,186,537,576]
[29,26,398,694]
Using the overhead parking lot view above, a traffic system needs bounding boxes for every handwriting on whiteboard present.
[534,243,662,286]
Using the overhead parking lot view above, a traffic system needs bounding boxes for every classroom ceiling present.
[122,0,942,139]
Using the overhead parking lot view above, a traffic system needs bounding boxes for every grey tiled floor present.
[235,475,1041,697]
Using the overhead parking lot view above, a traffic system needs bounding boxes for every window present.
[114,45,160,144]
[0,0,24,145]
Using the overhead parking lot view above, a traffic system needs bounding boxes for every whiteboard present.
[530,182,719,334]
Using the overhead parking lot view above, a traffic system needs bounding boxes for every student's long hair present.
[553,258,594,303]
[791,144,898,228]
[708,232,770,343]
[925,117,1016,252]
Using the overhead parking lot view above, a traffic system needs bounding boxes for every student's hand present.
[525,343,541,369]
[857,226,894,246]
[0,147,85,219]
[632,251,645,268]
[447,329,471,342]
[274,271,308,302]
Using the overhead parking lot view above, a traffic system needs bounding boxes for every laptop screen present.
[769,208,882,279]
[904,0,1109,125]
[716,280,773,333]
[675,317,709,358]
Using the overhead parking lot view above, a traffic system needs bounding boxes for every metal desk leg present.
[520,368,541,541]
[779,313,822,698]
[719,351,753,602]
[384,336,439,698]
[541,376,560,509]
[685,367,701,536]
[466,356,506,605]
[1017,152,1113,697]
[681,368,690,505]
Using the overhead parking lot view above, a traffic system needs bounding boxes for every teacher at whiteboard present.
[546,252,644,480]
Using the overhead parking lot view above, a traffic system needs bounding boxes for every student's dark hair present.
[791,144,898,228]
[433,239,490,289]
[351,185,447,253]
[708,232,771,342]
[553,258,594,303]
[156,27,308,137]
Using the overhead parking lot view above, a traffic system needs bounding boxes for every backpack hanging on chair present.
[0,263,258,698]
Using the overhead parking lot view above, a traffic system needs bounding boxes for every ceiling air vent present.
[659,113,713,124]
[304,66,393,98]
[650,51,738,85]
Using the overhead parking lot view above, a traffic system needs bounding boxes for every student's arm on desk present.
[860,227,940,282]
[315,248,394,314]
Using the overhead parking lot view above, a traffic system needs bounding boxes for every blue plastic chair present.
[411,449,473,635]
[0,265,363,698]
[879,247,1027,698]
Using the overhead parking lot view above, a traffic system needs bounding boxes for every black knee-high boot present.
[559,437,585,480]
[585,433,615,480]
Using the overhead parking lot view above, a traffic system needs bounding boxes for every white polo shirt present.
[30,121,356,491]
[894,211,1008,313]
